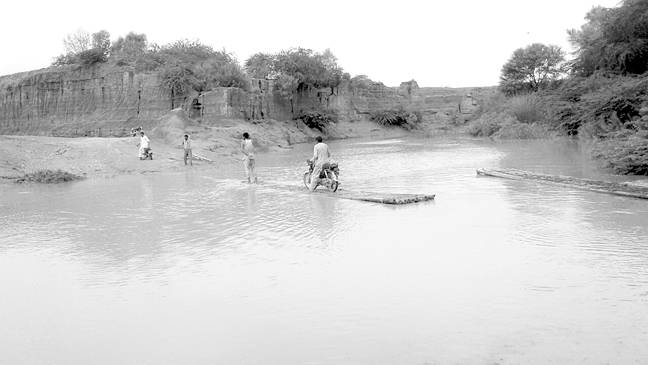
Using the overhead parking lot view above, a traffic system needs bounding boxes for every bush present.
[77,48,108,66]
[370,108,420,129]
[15,170,84,183]
[467,112,553,139]
[296,110,338,131]
[508,94,545,123]
[467,112,509,137]
[493,122,554,139]
[592,131,648,174]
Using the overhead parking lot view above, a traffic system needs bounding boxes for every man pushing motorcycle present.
[308,136,331,192]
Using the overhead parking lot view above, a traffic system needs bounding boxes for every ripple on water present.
[1,136,648,364]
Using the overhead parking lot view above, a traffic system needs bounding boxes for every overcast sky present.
[0,0,620,87]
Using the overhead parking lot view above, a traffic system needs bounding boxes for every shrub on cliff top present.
[370,108,420,129]
[296,110,338,132]
[15,170,84,184]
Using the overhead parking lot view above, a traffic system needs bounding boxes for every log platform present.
[315,189,435,205]
[476,168,648,200]
[262,182,435,205]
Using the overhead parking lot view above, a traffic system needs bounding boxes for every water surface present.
[1,137,647,364]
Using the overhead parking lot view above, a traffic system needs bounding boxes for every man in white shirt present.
[182,134,193,166]
[309,136,331,191]
[241,132,257,183]
[138,131,151,160]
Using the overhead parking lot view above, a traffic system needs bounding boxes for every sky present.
[0,0,621,87]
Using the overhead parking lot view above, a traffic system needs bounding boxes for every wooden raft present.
[314,189,435,205]
[476,168,648,200]
[261,182,435,205]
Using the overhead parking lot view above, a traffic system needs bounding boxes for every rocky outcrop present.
[0,65,488,137]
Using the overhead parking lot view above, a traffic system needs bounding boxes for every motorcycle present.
[139,147,154,160]
[303,159,340,192]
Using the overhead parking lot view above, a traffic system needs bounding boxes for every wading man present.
[182,134,193,166]
[138,131,152,160]
[309,136,331,191]
[241,132,257,183]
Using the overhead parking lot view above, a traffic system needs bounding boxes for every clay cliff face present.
[0,65,484,137]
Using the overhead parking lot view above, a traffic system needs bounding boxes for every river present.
[1,136,647,364]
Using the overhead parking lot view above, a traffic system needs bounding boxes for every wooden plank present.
[262,181,435,205]
[477,168,648,200]
[315,189,436,204]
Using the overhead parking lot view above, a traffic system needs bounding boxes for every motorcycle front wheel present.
[329,180,339,192]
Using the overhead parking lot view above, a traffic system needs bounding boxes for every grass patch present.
[508,94,545,123]
[15,169,84,184]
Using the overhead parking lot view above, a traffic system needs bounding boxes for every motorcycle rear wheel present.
[326,171,339,192]
[303,172,311,189]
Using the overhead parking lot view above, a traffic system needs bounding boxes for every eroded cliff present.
[0,64,486,137]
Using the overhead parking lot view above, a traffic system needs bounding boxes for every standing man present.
[241,132,257,183]
[309,136,331,191]
[182,134,193,166]
[138,131,152,160]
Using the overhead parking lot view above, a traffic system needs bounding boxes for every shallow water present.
[1,137,647,364]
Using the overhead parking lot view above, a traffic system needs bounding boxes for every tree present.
[194,53,250,90]
[244,53,276,79]
[568,0,648,75]
[63,29,91,54]
[500,43,566,95]
[77,48,108,66]
[92,30,111,55]
[111,32,148,64]
[53,29,108,67]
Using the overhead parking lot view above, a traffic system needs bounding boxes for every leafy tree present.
[53,30,109,67]
[500,43,566,95]
[152,40,250,97]
[63,29,91,54]
[77,48,107,66]
[156,39,216,65]
[195,55,249,90]
[111,32,148,64]
[244,53,276,79]
[568,0,648,75]
[91,30,111,55]
[158,64,199,103]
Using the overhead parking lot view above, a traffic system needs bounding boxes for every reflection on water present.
[1,137,648,364]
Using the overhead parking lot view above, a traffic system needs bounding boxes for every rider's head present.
[243,132,250,139]
[316,136,323,143]
[140,131,145,136]
[184,134,188,139]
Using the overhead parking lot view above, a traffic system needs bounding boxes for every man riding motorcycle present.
[308,136,331,192]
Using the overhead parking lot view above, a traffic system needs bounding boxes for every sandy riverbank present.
[0,110,418,183]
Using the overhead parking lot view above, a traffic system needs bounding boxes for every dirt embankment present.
[0,109,412,182]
